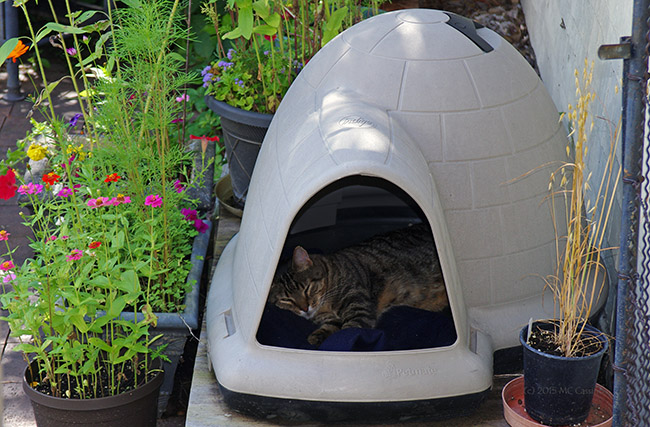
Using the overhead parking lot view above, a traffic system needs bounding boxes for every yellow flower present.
[27,144,48,161]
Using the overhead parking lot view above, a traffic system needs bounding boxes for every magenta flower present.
[194,219,209,234]
[87,197,109,208]
[181,208,198,221]
[66,47,77,56]
[145,194,162,208]
[0,260,15,271]
[17,182,43,195]
[109,194,132,206]
[47,235,57,242]
[58,187,73,198]
[0,230,9,241]
[66,249,83,261]
[173,180,184,193]
[61,235,69,240]
[2,272,16,284]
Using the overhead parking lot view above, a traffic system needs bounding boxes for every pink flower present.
[109,194,131,206]
[57,187,73,198]
[0,260,15,271]
[194,219,209,233]
[87,197,109,208]
[47,235,57,242]
[0,230,9,241]
[173,180,184,193]
[181,208,198,221]
[17,182,43,195]
[175,94,189,102]
[144,194,162,208]
[66,47,77,56]
[66,249,83,261]
[2,272,16,284]
[61,235,69,240]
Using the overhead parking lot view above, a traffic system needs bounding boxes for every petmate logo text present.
[382,363,437,379]
[338,116,374,128]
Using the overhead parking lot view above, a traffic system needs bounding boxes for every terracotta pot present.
[23,358,164,427]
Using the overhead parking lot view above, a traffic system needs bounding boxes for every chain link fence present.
[613,1,650,424]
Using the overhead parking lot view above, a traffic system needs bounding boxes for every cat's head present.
[269,246,326,320]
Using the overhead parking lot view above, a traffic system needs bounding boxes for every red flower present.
[263,34,277,41]
[42,172,61,186]
[0,169,18,200]
[88,241,101,249]
[104,173,120,183]
[189,135,219,142]
[189,135,220,155]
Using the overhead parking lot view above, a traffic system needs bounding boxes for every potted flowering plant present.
[201,0,380,207]
[0,0,214,423]
[517,62,617,426]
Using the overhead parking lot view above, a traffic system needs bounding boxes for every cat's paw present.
[308,329,331,346]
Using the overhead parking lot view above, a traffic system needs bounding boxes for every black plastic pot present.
[520,321,608,426]
[205,95,273,208]
[23,358,164,427]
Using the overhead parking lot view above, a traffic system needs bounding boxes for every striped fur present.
[269,223,448,346]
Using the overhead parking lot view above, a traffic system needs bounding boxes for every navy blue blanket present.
[256,304,457,351]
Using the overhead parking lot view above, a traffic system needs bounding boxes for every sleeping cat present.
[268,223,449,346]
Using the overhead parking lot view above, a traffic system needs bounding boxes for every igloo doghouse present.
[206,9,606,422]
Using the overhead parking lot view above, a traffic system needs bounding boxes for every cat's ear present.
[292,246,313,271]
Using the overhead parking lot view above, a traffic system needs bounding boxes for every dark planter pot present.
[23,358,164,427]
[118,220,212,416]
[205,95,273,208]
[520,321,608,426]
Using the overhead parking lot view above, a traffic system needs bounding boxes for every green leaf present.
[252,0,271,20]
[77,10,101,25]
[44,22,88,35]
[118,270,140,294]
[118,0,142,8]
[252,25,276,36]
[263,12,281,28]
[322,7,348,46]
[107,295,127,318]
[70,308,89,333]
[13,343,40,354]
[88,337,112,353]
[0,38,19,64]
[238,2,254,39]
[167,52,186,63]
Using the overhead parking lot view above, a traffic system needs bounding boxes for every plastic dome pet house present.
[206,9,607,421]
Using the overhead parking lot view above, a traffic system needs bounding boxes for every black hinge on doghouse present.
[598,0,650,424]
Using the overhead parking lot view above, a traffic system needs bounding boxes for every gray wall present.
[521,0,633,332]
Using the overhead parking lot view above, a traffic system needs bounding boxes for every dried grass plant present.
[545,60,620,357]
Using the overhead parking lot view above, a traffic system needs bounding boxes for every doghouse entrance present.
[256,175,457,351]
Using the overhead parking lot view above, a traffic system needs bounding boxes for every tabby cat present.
[268,223,449,346]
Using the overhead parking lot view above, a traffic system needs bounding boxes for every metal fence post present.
[3,1,25,102]
[611,0,650,425]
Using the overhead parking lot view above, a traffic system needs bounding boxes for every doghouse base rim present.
[217,380,491,423]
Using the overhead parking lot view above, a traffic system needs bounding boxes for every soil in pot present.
[526,323,605,358]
